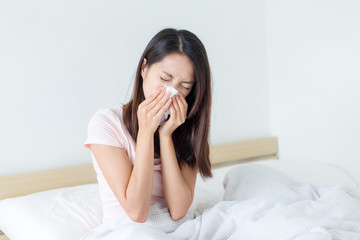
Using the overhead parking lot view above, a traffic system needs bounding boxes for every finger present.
[173,96,184,120]
[143,87,163,106]
[169,104,175,117]
[151,90,172,115]
[176,94,187,120]
[156,96,173,117]
[147,87,168,109]
[173,95,181,112]
[178,93,188,106]
[176,96,186,113]
[178,93,188,114]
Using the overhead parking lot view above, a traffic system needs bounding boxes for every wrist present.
[138,129,154,138]
[159,132,172,139]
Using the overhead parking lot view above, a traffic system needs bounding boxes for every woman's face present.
[141,53,195,99]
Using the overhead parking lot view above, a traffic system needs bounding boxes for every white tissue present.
[159,86,178,126]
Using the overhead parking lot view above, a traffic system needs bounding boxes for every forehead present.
[153,53,194,80]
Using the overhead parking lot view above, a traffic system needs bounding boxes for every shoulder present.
[90,104,124,125]
[85,104,127,149]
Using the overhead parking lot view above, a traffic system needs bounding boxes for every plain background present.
[0,0,359,182]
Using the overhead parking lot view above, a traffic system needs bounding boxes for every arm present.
[90,130,154,223]
[159,134,198,221]
[88,87,172,223]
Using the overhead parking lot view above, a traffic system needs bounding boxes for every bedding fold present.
[81,165,360,240]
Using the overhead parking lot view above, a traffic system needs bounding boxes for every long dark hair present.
[122,28,212,179]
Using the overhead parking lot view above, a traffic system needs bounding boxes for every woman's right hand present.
[137,87,172,135]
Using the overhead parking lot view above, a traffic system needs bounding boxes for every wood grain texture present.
[0,137,278,200]
[0,164,96,200]
[210,136,278,168]
[0,233,9,240]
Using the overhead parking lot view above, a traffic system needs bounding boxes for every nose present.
[164,83,179,92]
[163,84,180,97]
[173,86,183,96]
[172,85,180,93]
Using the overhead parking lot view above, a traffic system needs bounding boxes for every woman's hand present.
[137,87,173,135]
[158,92,188,137]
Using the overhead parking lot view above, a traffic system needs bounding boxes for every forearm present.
[126,130,154,218]
[160,135,192,220]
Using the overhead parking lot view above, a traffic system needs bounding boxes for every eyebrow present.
[162,71,194,84]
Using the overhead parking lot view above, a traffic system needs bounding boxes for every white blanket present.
[81,165,360,240]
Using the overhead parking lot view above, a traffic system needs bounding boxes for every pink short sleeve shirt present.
[84,104,165,222]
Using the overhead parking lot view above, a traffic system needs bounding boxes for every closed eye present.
[160,77,170,81]
[160,77,190,90]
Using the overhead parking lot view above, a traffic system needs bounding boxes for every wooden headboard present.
[0,136,278,200]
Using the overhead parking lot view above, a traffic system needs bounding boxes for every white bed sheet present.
[0,158,358,240]
[81,161,360,240]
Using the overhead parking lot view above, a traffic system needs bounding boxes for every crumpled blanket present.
[81,165,360,240]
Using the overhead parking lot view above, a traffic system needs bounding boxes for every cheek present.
[142,77,154,99]
[177,90,185,98]
[180,88,192,99]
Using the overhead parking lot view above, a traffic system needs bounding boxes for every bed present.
[1,136,359,240]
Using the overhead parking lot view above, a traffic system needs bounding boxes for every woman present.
[84,28,213,227]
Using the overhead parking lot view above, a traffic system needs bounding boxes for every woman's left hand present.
[158,92,188,137]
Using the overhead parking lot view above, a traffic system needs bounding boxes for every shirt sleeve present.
[84,109,125,150]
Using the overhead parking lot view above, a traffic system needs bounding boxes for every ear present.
[141,58,147,78]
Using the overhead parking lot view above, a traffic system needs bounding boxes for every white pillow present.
[251,159,358,188]
[0,184,101,240]
[222,164,350,203]
[191,159,358,212]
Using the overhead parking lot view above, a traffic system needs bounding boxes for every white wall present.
[0,0,269,175]
[266,0,360,180]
